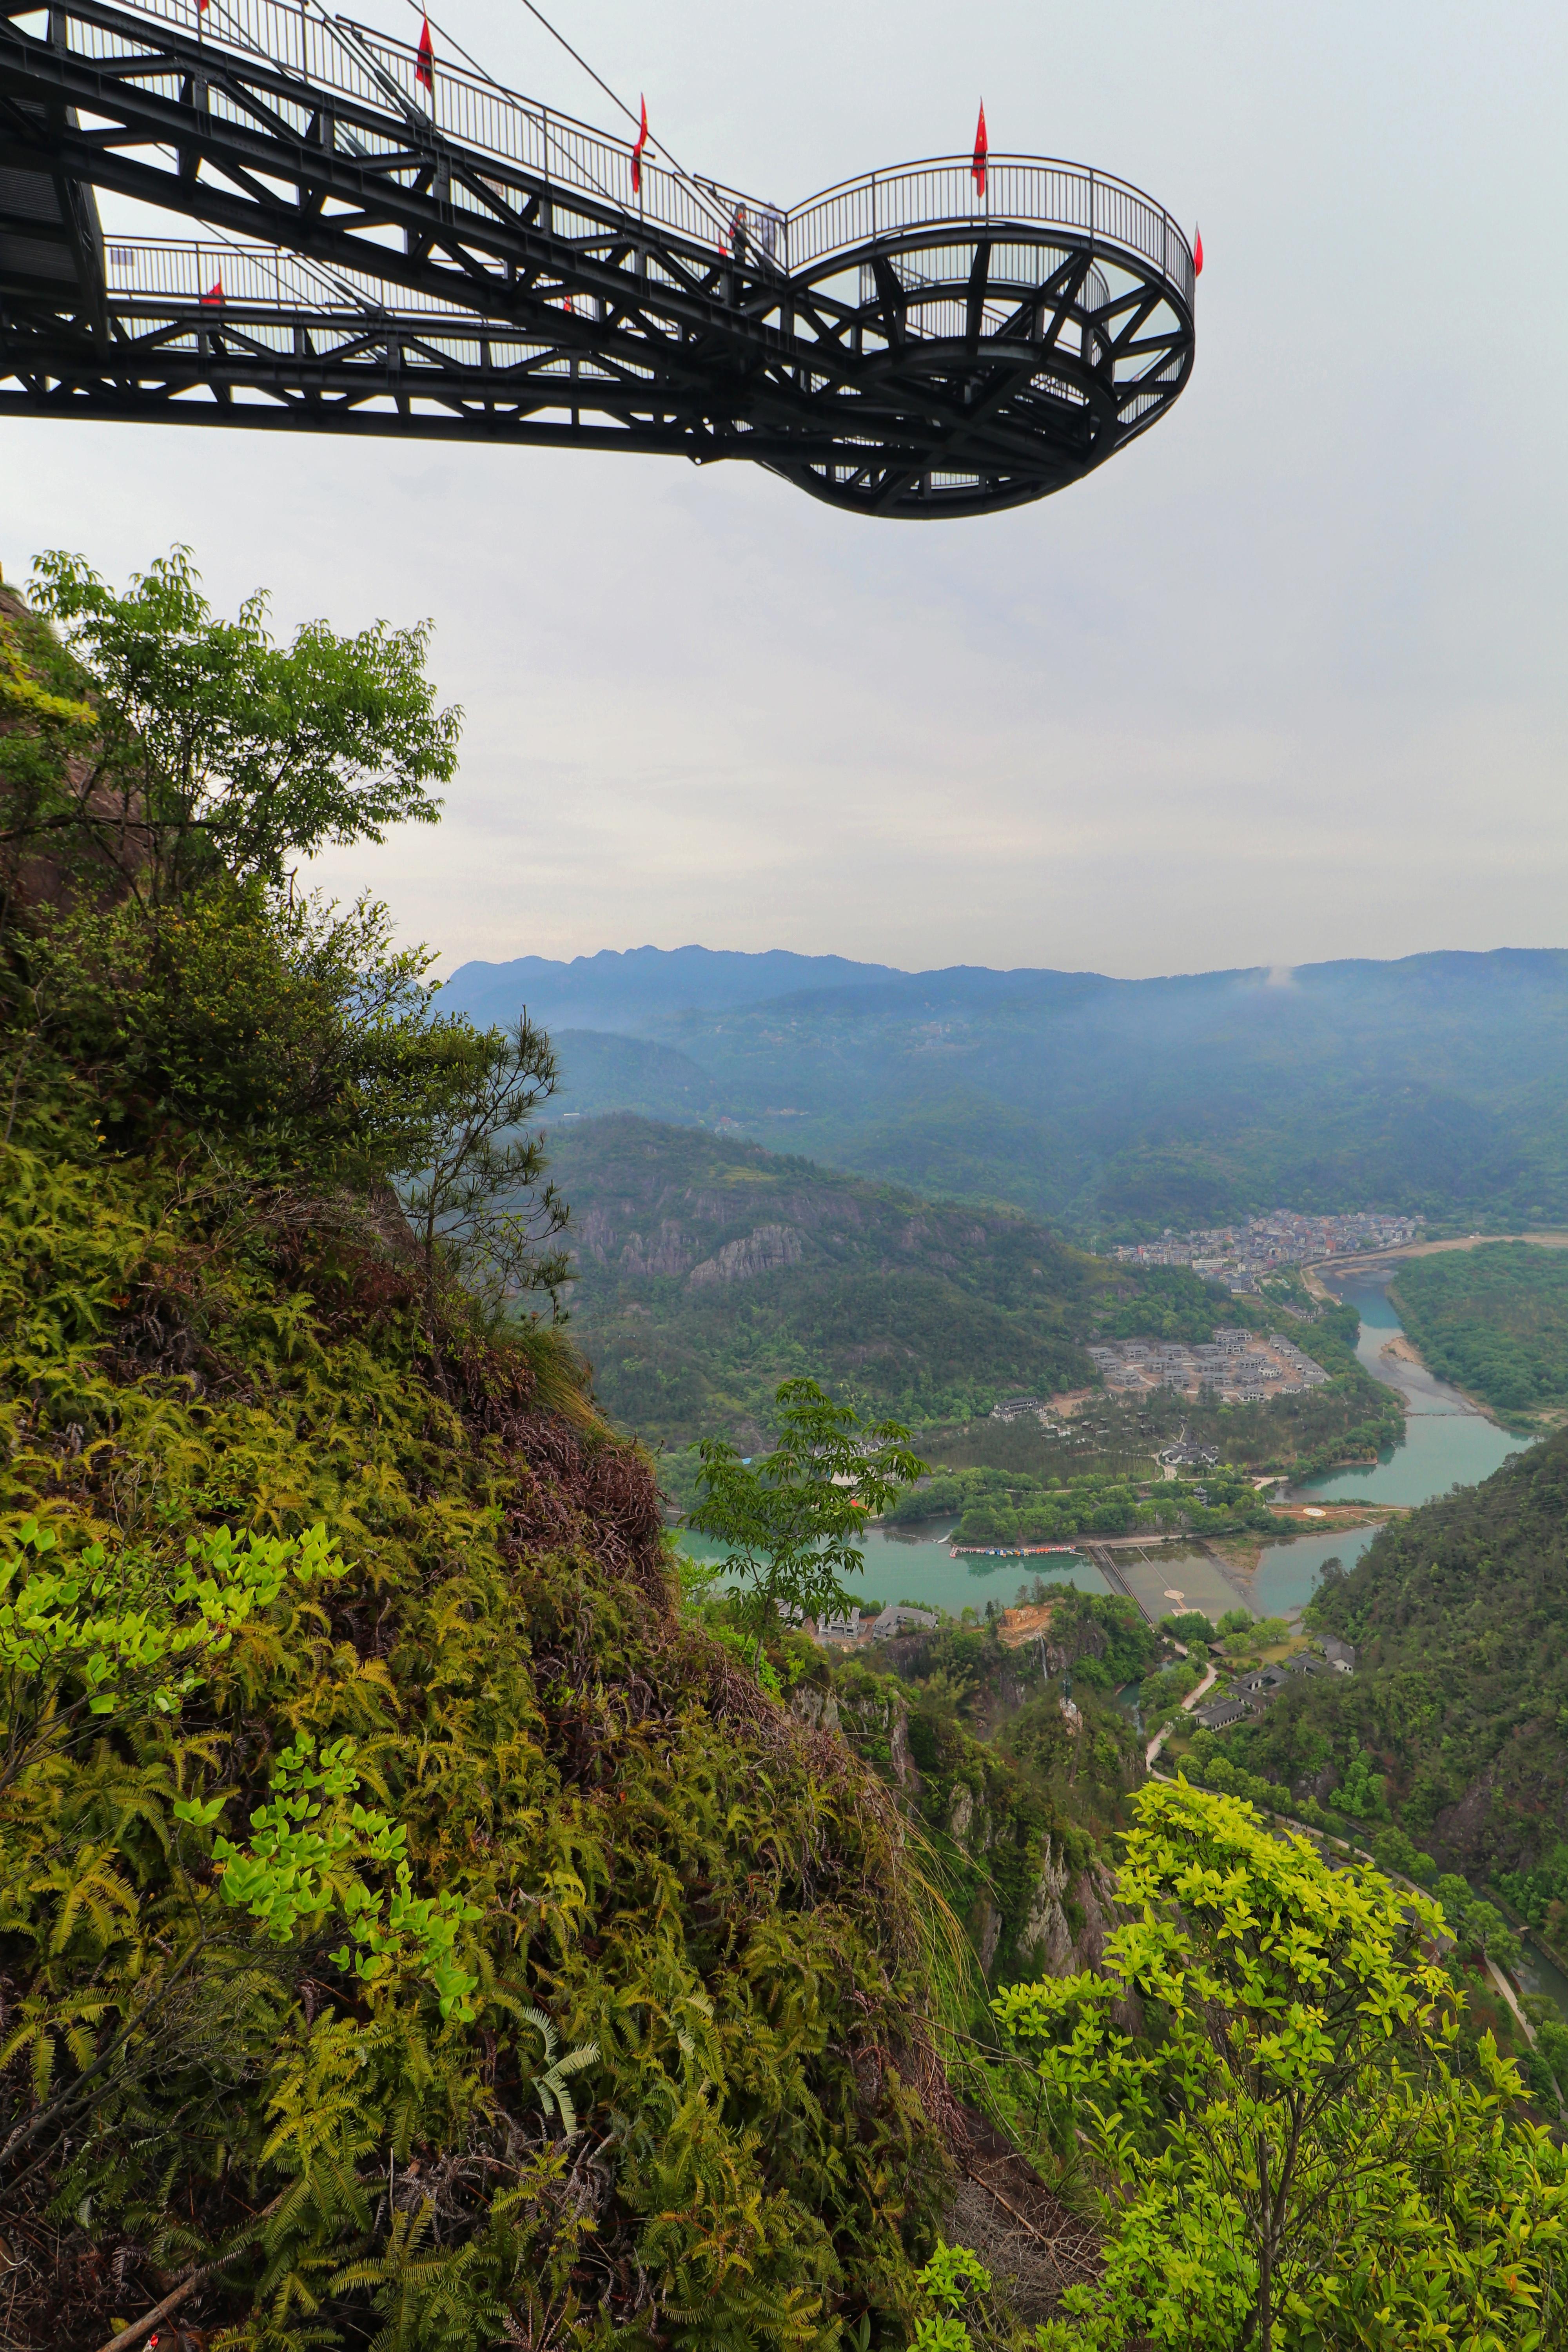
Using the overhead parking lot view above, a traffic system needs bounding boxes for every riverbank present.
[1303,1231,1568,1289]
[1301,1232,1568,1432]
[1210,1504,1403,1580]
[1376,1322,1510,1428]
[1386,1241,1568,1436]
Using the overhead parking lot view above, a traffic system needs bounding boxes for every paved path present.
[1145,1658,1218,1768]
[1486,1953,1536,2045]
[1085,1544,1141,1610]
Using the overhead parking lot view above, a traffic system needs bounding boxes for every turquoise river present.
[679,1261,1527,1624]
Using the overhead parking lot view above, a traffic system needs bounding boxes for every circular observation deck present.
[757,156,1196,518]
[0,0,1194,519]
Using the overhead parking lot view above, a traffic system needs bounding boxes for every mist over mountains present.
[441,945,1568,1238]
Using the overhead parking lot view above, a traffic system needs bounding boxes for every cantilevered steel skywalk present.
[0,0,1196,516]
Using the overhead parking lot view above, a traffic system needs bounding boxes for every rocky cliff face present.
[796,1661,1131,1995]
[794,1677,921,1793]
[939,1768,1123,1985]
[688,1222,806,1286]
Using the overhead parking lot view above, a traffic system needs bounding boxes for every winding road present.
[1145,1655,1219,1768]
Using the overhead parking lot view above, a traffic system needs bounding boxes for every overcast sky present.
[6,0,1566,978]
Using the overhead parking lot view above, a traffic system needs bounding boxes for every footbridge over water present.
[0,0,1196,516]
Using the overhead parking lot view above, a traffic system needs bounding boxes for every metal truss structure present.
[0,0,1196,517]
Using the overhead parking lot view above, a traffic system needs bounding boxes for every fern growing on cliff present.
[0,560,956,2348]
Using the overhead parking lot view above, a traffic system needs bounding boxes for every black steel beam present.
[0,0,1194,515]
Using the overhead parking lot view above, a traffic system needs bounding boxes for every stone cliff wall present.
[795,1666,1128,1994]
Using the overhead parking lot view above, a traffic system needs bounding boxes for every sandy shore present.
[1375,1325,1514,1426]
[1303,1252,1529,1425]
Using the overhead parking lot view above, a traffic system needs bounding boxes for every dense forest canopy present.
[544,1114,1119,1444]
[1391,1241,1568,1423]
[1201,1423,1568,1887]
[886,1463,1296,1545]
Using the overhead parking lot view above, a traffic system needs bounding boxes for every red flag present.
[195,0,208,14]
[631,93,648,196]
[972,101,988,195]
[414,15,434,91]
[200,275,224,305]
[1193,225,1203,276]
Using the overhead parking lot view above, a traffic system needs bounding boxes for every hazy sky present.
[5,0,1566,978]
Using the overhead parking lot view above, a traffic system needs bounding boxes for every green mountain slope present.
[650,959,1568,1238]
[1390,1242,1568,1426]
[1214,1425,1568,1887]
[447,947,1568,1237]
[550,1025,720,1121]
[548,1113,1122,1446]
[2,568,980,2345]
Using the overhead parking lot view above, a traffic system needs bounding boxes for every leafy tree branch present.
[0,1515,345,1797]
[683,1378,925,1664]
[23,546,457,907]
[998,1780,1568,2350]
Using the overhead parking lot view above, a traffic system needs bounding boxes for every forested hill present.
[1231,1425,1568,1882]
[445,944,1568,1237]
[1390,1241,1568,1427]
[546,1113,1131,1445]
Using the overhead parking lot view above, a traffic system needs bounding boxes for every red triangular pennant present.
[1193,225,1204,277]
[972,101,988,196]
[631,93,648,196]
[200,274,224,305]
[415,15,434,91]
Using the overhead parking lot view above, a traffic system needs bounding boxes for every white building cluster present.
[1086,1327,1330,1405]
[1111,1208,1419,1291]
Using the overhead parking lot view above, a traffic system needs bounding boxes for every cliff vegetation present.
[0,556,959,2348]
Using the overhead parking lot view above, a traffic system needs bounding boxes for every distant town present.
[1110,1208,1420,1291]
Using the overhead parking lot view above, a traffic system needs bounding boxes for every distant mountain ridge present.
[441,944,900,1032]
[443,943,1568,1036]
[442,946,1568,1238]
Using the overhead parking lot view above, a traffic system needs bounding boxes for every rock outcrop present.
[687,1222,806,1286]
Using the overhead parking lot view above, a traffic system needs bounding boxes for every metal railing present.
[71,0,1193,298]
[71,0,753,250]
[104,234,481,311]
[98,236,614,362]
[789,158,1193,301]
